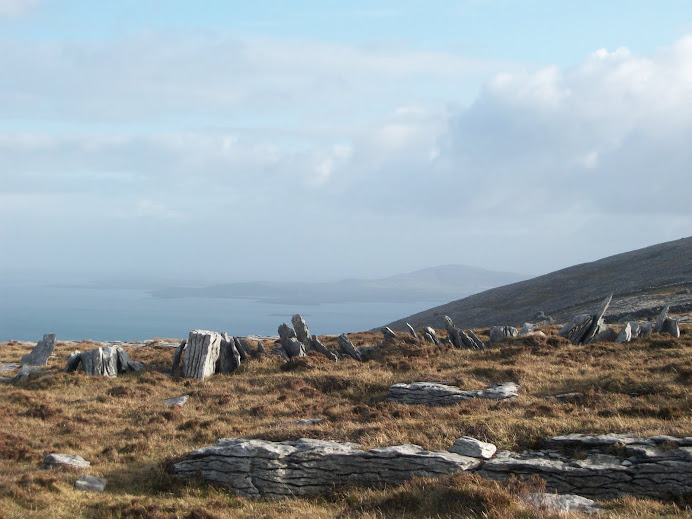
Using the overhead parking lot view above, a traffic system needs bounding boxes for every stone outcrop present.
[479,434,692,500]
[12,365,55,384]
[423,326,440,345]
[310,335,338,361]
[489,326,518,344]
[278,323,306,359]
[64,345,144,377]
[386,382,519,405]
[20,333,56,366]
[216,334,241,374]
[558,295,612,345]
[443,316,482,349]
[174,437,480,499]
[523,493,602,515]
[337,334,362,362]
[405,323,420,340]
[291,314,312,350]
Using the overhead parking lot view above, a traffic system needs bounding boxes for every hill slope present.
[152,264,526,305]
[385,237,692,330]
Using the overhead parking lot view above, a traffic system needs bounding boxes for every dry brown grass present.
[1,326,691,518]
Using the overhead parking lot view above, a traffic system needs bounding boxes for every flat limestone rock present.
[0,363,20,372]
[480,434,692,500]
[163,395,190,407]
[182,330,222,380]
[386,382,519,405]
[449,437,497,459]
[20,333,56,366]
[524,493,602,515]
[489,326,518,344]
[174,437,480,499]
[43,454,91,470]
[74,475,107,492]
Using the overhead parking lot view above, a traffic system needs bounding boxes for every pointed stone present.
[171,340,187,376]
[382,327,397,340]
[233,337,249,362]
[424,327,440,345]
[291,314,312,349]
[466,330,485,350]
[653,305,670,334]
[337,334,362,362]
[405,323,420,340]
[216,335,240,373]
[310,335,338,361]
[444,316,464,349]
[615,323,632,343]
[661,318,680,338]
[20,334,56,366]
[181,330,222,380]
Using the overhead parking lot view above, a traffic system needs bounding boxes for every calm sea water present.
[0,285,444,342]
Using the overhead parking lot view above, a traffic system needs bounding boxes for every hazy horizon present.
[2,1,692,290]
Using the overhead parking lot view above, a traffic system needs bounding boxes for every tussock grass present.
[1,326,691,517]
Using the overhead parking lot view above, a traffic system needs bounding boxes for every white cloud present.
[0,0,38,17]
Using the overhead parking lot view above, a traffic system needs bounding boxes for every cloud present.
[0,0,38,17]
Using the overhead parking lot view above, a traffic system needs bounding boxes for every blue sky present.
[1,0,692,283]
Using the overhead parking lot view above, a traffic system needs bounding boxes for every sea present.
[0,285,444,342]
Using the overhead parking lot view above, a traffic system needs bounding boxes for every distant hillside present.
[385,237,692,330]
[152,265,526,305]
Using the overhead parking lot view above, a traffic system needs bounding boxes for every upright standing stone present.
[405,323,420,341]
[20,334,56,366]
[466,330,485,350]
[216,334,241,374]
[291,314,312,350]
[661,318,681,338]
[233,337,249,362]
[489,326,518,344]
[171,339,187,376]
[424,327,440,345]
[310,335,338,361]
[652,305,670,334]
[444,316,464,349]
[81,346,119,377]
[182,330,222,380]
[559,295,613,345]
[615,323,632,344]
[382,327,397,340]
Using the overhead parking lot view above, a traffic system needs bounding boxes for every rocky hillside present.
[385,237,692,331]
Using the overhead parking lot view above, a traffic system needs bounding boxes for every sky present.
[1,0,692,284]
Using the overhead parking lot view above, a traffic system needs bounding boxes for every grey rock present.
[174,437,481,498]
[639,322,653,337]
[217,335,241,373]
[423,332,435,344]
[278,323,297,346]
[12,365,53,384]
[466,329,485,350]
[405,323,420,340]
[337,334,362,362]
[257,340,266,353]
[163,395,190,407]
[291,314,312,349]
[171,340,187,376]
[444,316,464,349]
[382,327,397,340]
[74,475,107,492]
[424,327,440,345]
[181,330,222,380]
[43,453,90,470]
[524,493,602,514]
[81,346,119,377]
[233,337,249,362]
[386,382,519,405]
[272,347,290,361]
[489,326,518,344]
[0,363,20,372]
[310,335,338,361]
[283,337,307,359]
[588,327,618,343]
[20,333,56,366]
[449,437,497,459]
[518,323,534,336]
[615,323,632,343]
[292,418,324,426]
[652,305,670,333]
[661,317,680,338]
[559,295,612,345]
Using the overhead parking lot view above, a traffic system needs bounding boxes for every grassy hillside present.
[1,326,691,518]
[386,237,692,331]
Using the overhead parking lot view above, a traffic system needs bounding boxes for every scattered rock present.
[72,345,143,377]
[291,314,312,350]
[292,418,324,426]
[163,395,190,407]
[523,493,602,515]
[0,363,20,372]
[386,382,519,405]
[278,324,306,359]
[337,334,362,362]
[589,327,618,343]
[310,335,338,361]
[182,330,222,380]
[444,316,464,349]
[233,337,249,362]
[489,326,518,344]
[652,305,670,334]
[382,327,397,340]
[615,323,632,343]
[74,475,107,492]
[216,334,241,374]
[174,437,480,499]
[558,295,612,345]
[43,454,91,470]
[423,327,440,345]
[405,323,420,340]
[466,329,486,350]
[449,437,497,459]
[12,365,51,384]
[20,333,56,366]
[170,340,187,376]
[518,323,534,337]
[661,317,681,338]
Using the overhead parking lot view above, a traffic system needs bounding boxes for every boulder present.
[170,340,187,376]
[615,323,632,344]
[181,330,222,380]
[216,334,241,374]
[12,365,51,384]
[652,305,670,334]
[386,382,519,405]
[74,475,107,492]
[517,323,534,337]
[489,326,518,344]
[291,314,312,349]
[444,316,464,349]
[81,346,119,377]
[466,330,485,350]
[20,333,56,366]
[283,337,307,359]
[163,395,190,407]
[43,454,90,470]
[382,327,397,340]
[174,437,480,499]
[337,334,362,362]
[559,295,612,345]
[233,337,249,362]
[449,437,497,459]
[589,327,618,343]
[523,493,602,515]
[661,318,680,338]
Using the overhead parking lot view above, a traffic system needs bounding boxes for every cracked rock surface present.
[386,382,519,405]
[174,437,480,498]
[479,434,692,500]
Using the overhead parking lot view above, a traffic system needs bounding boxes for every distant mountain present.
[385,237,692,330]
[151,265,527,305]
